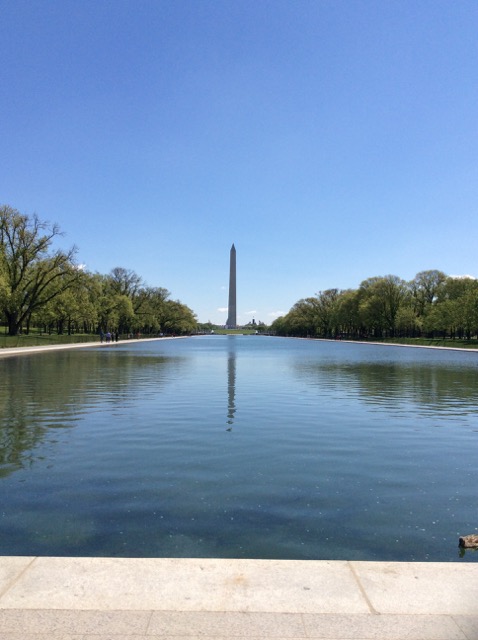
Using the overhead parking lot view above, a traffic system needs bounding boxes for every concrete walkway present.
[0,557,477,639]
[0,336,184,359]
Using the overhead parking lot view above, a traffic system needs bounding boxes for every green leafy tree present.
[35,288,80,335]
[271,298,318,337]
[461,282,478,339]
[134,286,170,333]
[35,271,100,335]
[314,289,341,337]
[335,289,361,337]
[395,305,422,337]
[439,277,478,339]
[270,315,287,335]
[108,267,144,313]
[0,205,79,335]
[162,300,197,334]
[410,270,446,316]
[422,299,458,338]
[98,290,135,334]
[358,275,408,337]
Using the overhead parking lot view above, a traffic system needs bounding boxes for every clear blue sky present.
[1,0,477,325]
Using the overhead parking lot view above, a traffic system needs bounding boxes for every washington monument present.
[226,243,237,329]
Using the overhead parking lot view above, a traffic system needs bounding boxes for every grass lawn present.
[373,337,478,349]
[0,332,100,349]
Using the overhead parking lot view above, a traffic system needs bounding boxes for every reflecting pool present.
[1,335,477,561]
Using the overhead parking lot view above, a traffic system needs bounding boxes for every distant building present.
[226,244,237,329]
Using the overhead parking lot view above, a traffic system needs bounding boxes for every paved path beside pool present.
[0,557,477,639]
[0,336,184,358]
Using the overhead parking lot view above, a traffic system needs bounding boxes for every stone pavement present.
[0,336,182,359]
[0,557,477,639]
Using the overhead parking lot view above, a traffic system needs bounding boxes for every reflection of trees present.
[0,349,180,477]
[293,359,478,416]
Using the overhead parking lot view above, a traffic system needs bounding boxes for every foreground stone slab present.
[0,608,151,635]
[148,610,307,636]
[149,611,471,639]
[302,613,470,639]
[0,558,369,613]
[351,561,478,615]
[453,616,478,639]
[0,556,477,640]
[0,557,35,598]
[0,612,476,640]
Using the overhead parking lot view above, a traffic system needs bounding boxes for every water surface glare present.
[1,335,477,561]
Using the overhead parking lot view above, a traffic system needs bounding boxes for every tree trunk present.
[6,312,21,336]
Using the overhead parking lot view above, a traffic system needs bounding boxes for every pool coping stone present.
[0,557,476,639]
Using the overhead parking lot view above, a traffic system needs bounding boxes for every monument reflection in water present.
[0,335,477,562]
[227,340,236,426]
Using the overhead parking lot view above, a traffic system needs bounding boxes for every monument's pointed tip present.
[231,243,235,250]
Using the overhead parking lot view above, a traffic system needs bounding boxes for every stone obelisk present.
[226,243,237,329]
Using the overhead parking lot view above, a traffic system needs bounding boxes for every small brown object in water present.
[458,534,478,548]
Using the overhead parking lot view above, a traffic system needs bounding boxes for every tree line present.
[271,271,478,340]
[0,205,197,337]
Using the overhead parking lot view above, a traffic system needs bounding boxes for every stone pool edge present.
[0,557,477,639]
[0,335,187,358]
